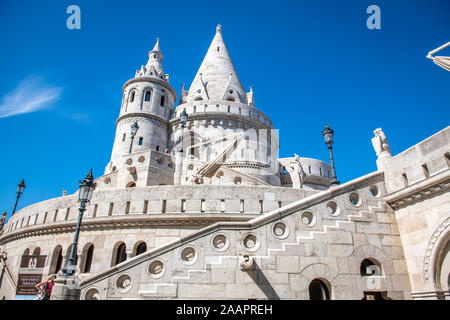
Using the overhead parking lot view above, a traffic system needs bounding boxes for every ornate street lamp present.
[322,124,340,186]
[61,169,96,276]
[179,108,187,153]
[12,179,26,216]
[129,121,139,154]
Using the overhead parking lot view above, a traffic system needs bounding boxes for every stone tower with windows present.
[105,39,177,189]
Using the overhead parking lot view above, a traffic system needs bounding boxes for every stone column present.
[174,152,183,185]
[51,275,81,300]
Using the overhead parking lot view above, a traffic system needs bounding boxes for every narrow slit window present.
[220,200,225,212]
[145,91,151,101]
[181,199,186,213]
[402,173,408,187]
[143,200,148,214]
[422,164,430,178]
[125,201,131,214]
[139,137,143,145]
[108,203,114,216]
[122,133,126,142]
[445,152,450,167]
[259,200,263,213]
[240,199,244,213]
[201,199,206,213]
[162,200,167,213]
[92,204,98,217]
[160,95,165,106]
[130,91,135,102]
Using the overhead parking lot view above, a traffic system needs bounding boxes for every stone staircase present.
[136,192,387,297]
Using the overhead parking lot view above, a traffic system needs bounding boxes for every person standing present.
[35,274,57,300]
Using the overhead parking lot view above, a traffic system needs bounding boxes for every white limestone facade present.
[0,26,448,300]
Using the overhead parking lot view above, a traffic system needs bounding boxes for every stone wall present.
[383,126,450,299]
[76,171,411,300]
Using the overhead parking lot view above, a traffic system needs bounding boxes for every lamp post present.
[129,121,139,154]
[179,108,187,153]
[322,124,340,186]
[12,179,26,216]
[61,169,96,276]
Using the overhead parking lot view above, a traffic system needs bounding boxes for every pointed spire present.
[186,25,247,104]
[151,38,161,55]
[135,38,167,82]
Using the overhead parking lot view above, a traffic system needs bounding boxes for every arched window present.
[309,279,330,300]
[134,242,147,256]
[22,248,30,256]
[32,247,41,255]
[66,244,78,266]
[144,91,151,102]
[126,182,136,188]
[360,258,381,277]
[129,91,135,102]
[82,244,94,273]
[160,95,165,106]
[49,245,63,274]
[113,242,127,266]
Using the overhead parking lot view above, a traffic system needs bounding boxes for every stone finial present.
[62,189,67,196]
[372,128,391,157]
[372,128,392,171]
[216,24,222,33]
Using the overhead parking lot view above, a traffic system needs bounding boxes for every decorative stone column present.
[174,151,183,185]
[51,275,81,300]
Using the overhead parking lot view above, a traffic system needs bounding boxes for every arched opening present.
[49,245,63,274]
[309,279,330,300]
[436,237,450,294]
[22,248,30,256]
[134,241,147,256]
[32,247,41,255]
[360,258,382,277]
[144,91,151,102]
[129,91,135,102]
[160,95,165,106]
[112,242,127,266]
[82,244,94,273]
[65,244,78,266]
[126,182,136,188]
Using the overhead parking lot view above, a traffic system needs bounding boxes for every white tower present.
[105,39,177,188]
[170,25,280,186]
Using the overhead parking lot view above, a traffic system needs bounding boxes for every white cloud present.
[0,76,62,118]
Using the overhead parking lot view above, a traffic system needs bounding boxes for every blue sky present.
[0,0,449,220]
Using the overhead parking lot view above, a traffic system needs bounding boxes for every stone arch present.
[297,263,337,300]
[49,245,64,275]
[80,243,95,273]
[22,248,30,256]
[351,244,389,275]
[299,263,338,283]
[32,247,41,255]
[133,241,147,257]
[126,181,136,188]
[111,241,127,267]
[425,216,450,292]
[65,244,78,266]
[308,278,331,300]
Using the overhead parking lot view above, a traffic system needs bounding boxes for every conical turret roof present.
[186,25,247,104]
